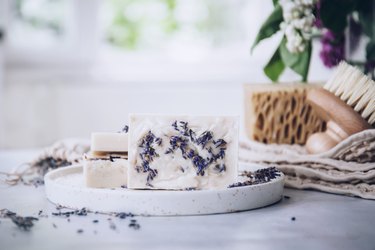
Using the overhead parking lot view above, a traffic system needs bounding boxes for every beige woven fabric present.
[239,129,375,199]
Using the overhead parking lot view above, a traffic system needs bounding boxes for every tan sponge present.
[244,84,326,145]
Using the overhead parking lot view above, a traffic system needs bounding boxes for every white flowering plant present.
[252,0,375,82]
[252,0,317,82]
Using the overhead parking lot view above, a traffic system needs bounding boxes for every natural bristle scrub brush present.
[306,61,374,154]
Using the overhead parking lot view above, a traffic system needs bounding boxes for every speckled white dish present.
[45,164,284,216]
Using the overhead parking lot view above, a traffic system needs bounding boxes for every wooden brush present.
[306,61,374,154]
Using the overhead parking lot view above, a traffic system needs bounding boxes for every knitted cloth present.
[239,130,375,199]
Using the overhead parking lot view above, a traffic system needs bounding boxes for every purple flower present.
[319,30,345,68]
[314,0,323,28]
[365,61,375,75]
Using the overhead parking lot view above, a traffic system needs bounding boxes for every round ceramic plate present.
[45,164,284,216]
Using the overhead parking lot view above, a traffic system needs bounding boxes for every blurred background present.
[0,0,332,149]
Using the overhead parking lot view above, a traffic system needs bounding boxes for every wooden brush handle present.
[306,88,371,154]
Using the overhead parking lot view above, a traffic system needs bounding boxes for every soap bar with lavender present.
[128,114,239,190]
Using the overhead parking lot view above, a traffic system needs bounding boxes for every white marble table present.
[1,150,375,250]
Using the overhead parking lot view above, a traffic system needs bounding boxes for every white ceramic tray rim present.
[45,164,284,216]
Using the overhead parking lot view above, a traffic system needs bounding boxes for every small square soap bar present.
[128,114,239,190]
[91,132,128,152]
[84,153,128,188]
[84,131,129,188]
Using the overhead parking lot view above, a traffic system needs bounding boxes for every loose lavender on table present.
[128,219,141,230]
[0,209,38,231]
[50,206,140,232]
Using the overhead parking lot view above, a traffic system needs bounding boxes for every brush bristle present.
[324,61,375,126]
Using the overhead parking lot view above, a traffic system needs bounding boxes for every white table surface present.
[1,150,375,250]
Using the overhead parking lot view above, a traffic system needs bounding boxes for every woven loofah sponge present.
[244,84,326,144]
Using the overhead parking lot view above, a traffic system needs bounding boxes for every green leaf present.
[272,0,278,6]
[366,41,375,60]
[251,5,283,52]
[264,47,285,82]
[293,43,311,82]
[279,37,312,82]
[279,38,299,66]
[320,0,356,34]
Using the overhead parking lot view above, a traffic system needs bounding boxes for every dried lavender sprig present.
[121,125,129,133]
[228,167,281,188]
[137,131,162,186]
[52,207,88,217]
[0,209,38,231]
[128,219,141,230]
[1,139,89,186]
[166,121,228,177]
[51,206,135,219]
[137,120,229,185]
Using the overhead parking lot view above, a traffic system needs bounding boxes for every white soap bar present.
[128,114,239,190]
[84,158,128,188]
[91,132,128,152]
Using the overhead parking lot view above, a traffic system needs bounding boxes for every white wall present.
[1,67,246,148]
[1,43,331,149]
[0,0,334,149]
